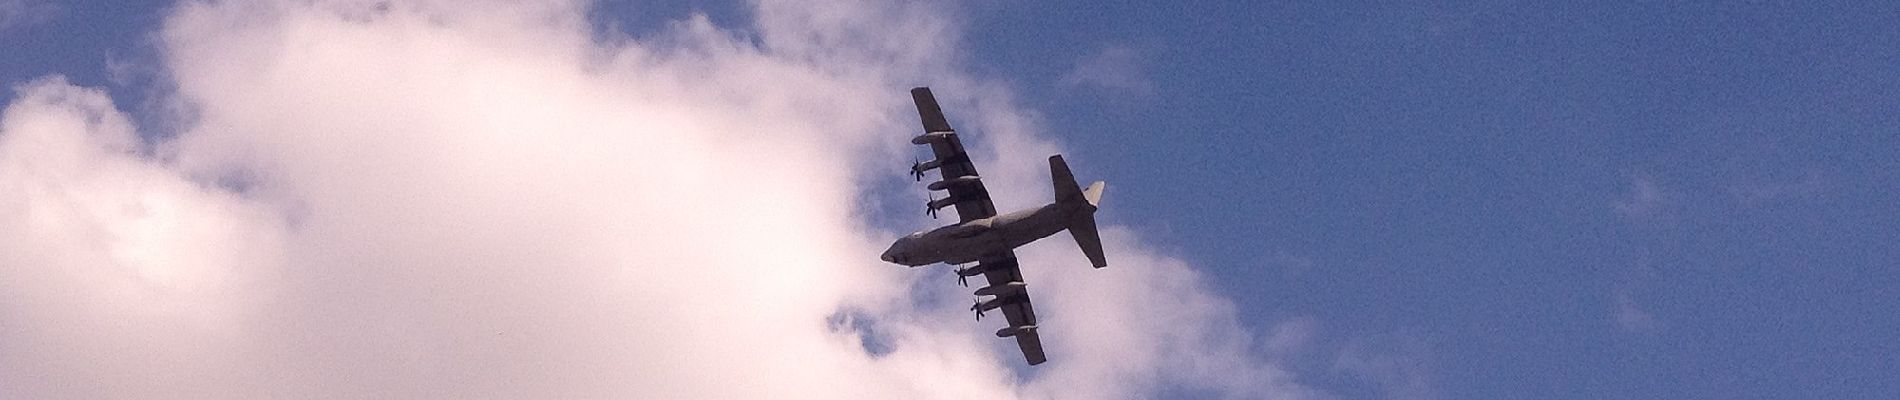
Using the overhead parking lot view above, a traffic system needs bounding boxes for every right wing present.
[974,253,1046,365]
[910,87,998,223]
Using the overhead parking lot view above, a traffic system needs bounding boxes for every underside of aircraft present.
[881,87,1108,366]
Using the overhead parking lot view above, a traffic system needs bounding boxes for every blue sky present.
[3,1,1896,398]
[964,2,1898,398]
[957,1,1899,397]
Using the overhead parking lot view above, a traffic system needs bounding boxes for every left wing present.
[969,253,1046,365]
[909,87,997,223]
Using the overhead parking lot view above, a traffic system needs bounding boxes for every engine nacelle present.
[995,325,1037,338]
[954,264,989,277]
[972,292,1026,313]
[927,196,960,212]
[974,281,1026,297]
[911,131,954,144]
[928,175,982,191]
[911,159,941,175]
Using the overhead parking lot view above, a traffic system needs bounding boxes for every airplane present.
[880,87,1109,366]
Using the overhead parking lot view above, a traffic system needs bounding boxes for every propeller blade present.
[926,193,938,219]
[971,300,986,320]
[910,158,924,181]
[957,273,968,287]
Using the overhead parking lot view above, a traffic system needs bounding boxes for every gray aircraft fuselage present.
[881,200,1089,266]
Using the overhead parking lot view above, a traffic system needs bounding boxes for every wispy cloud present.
[0,0,57,32]
[1334,334,1438,400]
[1058,44,1153,95]
[1609,174,1671,335]
[1612,287,1660,332]
[1729,168,1827,206]
[1265,317,1319,357]
[1613,173,1674,222]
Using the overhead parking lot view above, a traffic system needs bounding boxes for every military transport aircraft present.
[881,87,1108,366]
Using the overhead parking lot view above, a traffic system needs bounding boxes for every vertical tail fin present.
[1049,155,1108,268]
[1050,155,1086,206]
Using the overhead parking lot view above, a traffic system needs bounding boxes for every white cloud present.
[0,75,290,399]
[0,1,1314,398]
[1058,44,1153,95]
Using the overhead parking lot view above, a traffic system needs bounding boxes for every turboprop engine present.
[971,282,1028,321]
[974,281,1027,297]
[909,153,970,181]
[911,131,954,144]
[926,194,959,218]
[928,175,982,191]
[996,325,1038,338]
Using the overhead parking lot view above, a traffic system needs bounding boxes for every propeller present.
[926,193,939,219]
[909,158,925,181]
[971,299,986,321]
[954,265,977,287]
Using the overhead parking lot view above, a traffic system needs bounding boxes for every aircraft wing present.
[911,87,1045,365]
[910,87,998,223]
[976,254,1047,365]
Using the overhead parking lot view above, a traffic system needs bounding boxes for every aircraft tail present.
[1050,155,1108,268]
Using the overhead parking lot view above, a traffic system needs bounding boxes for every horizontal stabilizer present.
[1069,214,1107,268]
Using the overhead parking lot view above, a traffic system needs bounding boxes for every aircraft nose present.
[880,242,905,264]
